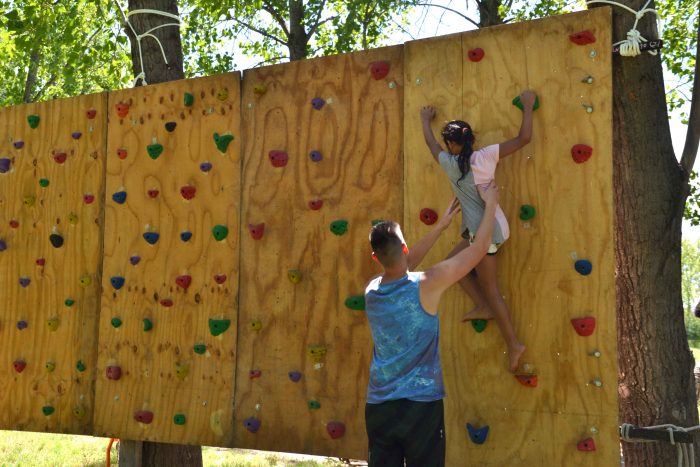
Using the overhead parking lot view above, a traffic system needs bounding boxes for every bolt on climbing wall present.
[93,73,241,446]
[404,8,616,466]
[234,46,403,457]
[0,93,107,433]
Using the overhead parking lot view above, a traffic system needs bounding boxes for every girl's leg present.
[445,240,493,321]
[474,254,526,372]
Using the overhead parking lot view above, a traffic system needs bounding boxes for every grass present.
[0,431,351,466]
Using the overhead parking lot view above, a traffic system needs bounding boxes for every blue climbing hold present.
[466,423,489,445]
[288,371,302,382]
[575,259,592,276]
[112,191,127,204]
[130,256,141,265]
[180,231,192,242]
[200,162,212,173]
[143,232,160,245]
[0,239,6,252]
[0,158,11,173]
[311,98,325,110]
[111,276,125,290]
[309,150,323,162]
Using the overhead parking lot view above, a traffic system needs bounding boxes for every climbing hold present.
[420,208,438,225]
[86,109,97,119]
[19,277,30,288]
[268,150,289,167]
[115,102,129,118]
[311,97,325,110]
[73,406,86,419]
[9,219,18,228]
[46,318,59,331]
[42,406,55,416]
[83,194,95,204]
[106,365,122,380]
[147,143,163,160]
[160,299,173,307]
[143,318,153,332]
[175,364,189,379]
[515,374,538,388]
[76,360,86,372]
[243,417,261,433]
[214,274,227,284]
[0,239,6,251]
[288,371,302,382]
[110,276,125,290]
[184,92,194,107]
[370,61,390,80]
[68,212,79,225]
[111,317,122,328]
[213,133,234,153]
[250,320,262,332]
[249,369,262,379]
[327,421,346,439]
[308,199,323,210]
[173,414,186,425]
[582,75,594,84]
[16,320,28,330]
[36,258,45,266]
[211,224,229,241]
[53,152,67,164]
[467,48,485,62]
[309,150,323,162]
[209,319,231,336]
[147,189,159,198]
[200,161,212,172]
[583,104,594,113]
[466,423,489,444]
[288,270,303,284]
[180,186,196,200]
[519,205,536,220]
[117,148,128,160]
[591,378,603,387]
[71,131,82,140]
[345,295,365,311]
[570,30,596,46]
[512,95,540,111]
[571,144,593,164]
[134,411,154,424]
[471,319,488,333]
[0,158,11,173]
[165,122,177,132]
[64,298,74,307]
[248,223,264,240]
[23,195,35,207]
[27,115,40,128]
[49,233,64,248]
[143,232,160,245]
[307,345,327,363]
[308,400,321,410]
[13,140,24,149]
[79,275,92,287]
[330,220,348,236]
[180,231,192,242]
[112,191,127,204]
[13,360,26,373]
[571,317,596,337]
[253,83,267,95]
[45,361,56,372]
[130,256,141,265]
[39,178,49,188]
[193,344,206,354]
[577,437,596,452]
[574,259,592,276]
[176,275,192,289]
[217,88,229,101]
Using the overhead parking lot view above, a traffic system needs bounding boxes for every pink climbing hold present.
[83,194,95,204]
[36,258,46,266]
[308,199,323,210]
[249,369,262,379]
[13,360,26,373]
[134,410,154,424]
[419,208,438,225]
[180,186,196,200]
[53,152,67,164]
[370,61,390,80]
[175,275,192,289]
[571,317,596,337]
[577,437,596,452]
[86,109,97,119]
[326,421,346,439]
[268,150,289,168]
[106,365,122,380]
[214,274,227,284]
[160,298,174,307]
[248,223,265,240]
[147,189,159,198]
[9,220,19,228]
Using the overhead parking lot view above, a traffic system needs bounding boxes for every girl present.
[419,90,536,373]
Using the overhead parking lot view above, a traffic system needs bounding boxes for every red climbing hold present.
[175,275,192,289]
[571,317,596,337]
[13,360,26,373]
[268,150,289,168]
[160,299,174,307]
[577,437,596,452]
[248,223,265,240]
[571,144,593,164]
[308,199,324,210]
[117,148,128,160]
[515,374,538,388]
[249,369,262,379]
[180,186,196,200]
[53,152,67,164]
[106,365,122,380]
[115,102,130,118]
[327,421,346,439]
[370,61,390,80]
[569,30,596,46]
[134,410,154,424]
[83,194,95,204]
[420,208,438,225]
[468,48,485,62]
[86,109,97,119]
[214,274,227,284]
[36,258,46,266]
[147,189,159,198]
[9,220,19,228]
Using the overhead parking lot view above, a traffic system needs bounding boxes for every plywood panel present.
[235,46,403,458]
[0,93,107,434]
[94,74,241,446]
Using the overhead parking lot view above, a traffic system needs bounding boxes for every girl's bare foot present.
[461,305,495,322]
[509,343,527,373]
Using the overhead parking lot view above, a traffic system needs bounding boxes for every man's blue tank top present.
[364,272,445,403]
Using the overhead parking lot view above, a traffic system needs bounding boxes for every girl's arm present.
[499,90,536,157]
[420,105,443,162]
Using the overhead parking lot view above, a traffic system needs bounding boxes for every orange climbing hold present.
[569,30,596,45]
[115,102,130,118]
[515,374,538,388]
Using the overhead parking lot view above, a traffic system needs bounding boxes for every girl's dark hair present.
[441,120,475,182]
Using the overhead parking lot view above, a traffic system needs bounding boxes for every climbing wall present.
[234,46,403,457]
[93,73,241,446]
[404,8,616,466]
[0,93,107,433]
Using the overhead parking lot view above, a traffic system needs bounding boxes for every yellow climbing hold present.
[287,269,303,284]
[45,361,56,372]
[79,275,92,287]
[73,406,86,419]
[210,409,224,437]
[46,318,60,331]
[253,84,267,96]
[23,196,35,207]
[217,88,228,101]
[68,212,79,225]
[175,364,189,380]
[250,320,262,332]
[307,345,327,363]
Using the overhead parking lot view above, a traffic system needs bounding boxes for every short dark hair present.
[369,221,403,266]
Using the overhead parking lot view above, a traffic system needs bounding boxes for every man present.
[363,183,499,467]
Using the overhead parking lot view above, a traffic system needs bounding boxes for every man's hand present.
[477,181,499,206]
[519,90,537,111]
[436,197,460,230]
[420,105,436,122]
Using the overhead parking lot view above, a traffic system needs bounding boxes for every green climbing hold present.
[344,295,365,311]
[308,400,321,410]
[519,204,536,221]
[111,317,122,328]
[173,414,187,425]
[212,224,229,241]
[42,406,55,416]
[213,133,234,153]
[76,360,86,372]
[471,319,488,333]
[64,298,75,307]
[330,219,348,236]
[184,92,194,107]
[512,95,540,112]
[39,178,49,188]
[209,319,231,336]
[143,318,153,332]
[147,143,164,160]
[193,344,206,354]
[27,115,40,129]
[371,219,384,226]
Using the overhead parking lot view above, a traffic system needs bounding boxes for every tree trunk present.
[477,0,504,27]
[125,0,184,85]
[596,0,700,464]
[23,49,40,103]
[288,0,308,60]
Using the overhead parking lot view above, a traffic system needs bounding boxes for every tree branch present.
[307,14,337,38]
[308,0,328,36]
[263,2,289,38]
[417,3,480,29]
[680,10,700,174]
[230,15,287,46]
[32,74,57,101]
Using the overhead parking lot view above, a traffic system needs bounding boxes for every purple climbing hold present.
[200,161,212,173]
[0,158,11,173]
[243,417,261,433]
[13,141,24,149]
[71,131,82,140]
[288,371,302,382]
[311,97,325,110]
[130,256,141,265]
[16,320,28,330]
[309,150,323,162]
[19,277,30,288]
[0,239,6,251]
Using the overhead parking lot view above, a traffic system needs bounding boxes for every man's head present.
[369,221,408,267]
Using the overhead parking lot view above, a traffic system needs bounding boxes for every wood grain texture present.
[0,93,107,434]
[235,46,403,458]
[94,73,241,446]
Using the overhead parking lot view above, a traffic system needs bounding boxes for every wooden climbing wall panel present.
[0,93,107,434]
[404,8,616,466]
[235,46,403,457]
[93,73,241,446]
